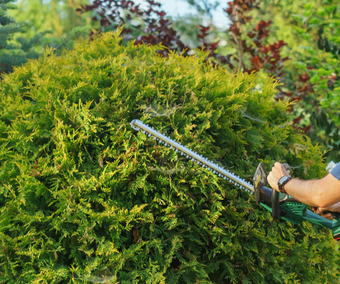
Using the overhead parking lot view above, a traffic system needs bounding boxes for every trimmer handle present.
[271,190,280,219]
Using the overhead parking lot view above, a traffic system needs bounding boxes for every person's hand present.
[267,162,290,192]
[312,202,340,220]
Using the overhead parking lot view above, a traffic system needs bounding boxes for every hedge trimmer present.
[131,119,340,241]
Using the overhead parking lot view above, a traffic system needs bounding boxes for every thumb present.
[316,207,325,215]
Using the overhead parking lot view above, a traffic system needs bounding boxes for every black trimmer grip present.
[272,189,280,219]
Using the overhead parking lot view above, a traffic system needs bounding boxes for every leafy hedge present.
[0,30,339,283]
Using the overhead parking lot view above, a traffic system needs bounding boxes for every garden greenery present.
[0,30,339,283]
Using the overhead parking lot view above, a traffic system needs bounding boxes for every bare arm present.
[267,162,340,208]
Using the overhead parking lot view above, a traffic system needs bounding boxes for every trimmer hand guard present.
[253,163,269,205]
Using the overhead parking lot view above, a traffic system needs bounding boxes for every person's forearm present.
[284,178,323,207]
[285,175,340,208]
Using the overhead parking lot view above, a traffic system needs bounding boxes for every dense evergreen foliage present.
[6,0,340,163]
[0,30,339,283]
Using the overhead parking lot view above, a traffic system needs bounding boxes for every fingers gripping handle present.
[324,211,340,220]
[311,207,340,227]
[311,207,340,241]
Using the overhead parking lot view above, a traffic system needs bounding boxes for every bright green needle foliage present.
[0,29,339,283]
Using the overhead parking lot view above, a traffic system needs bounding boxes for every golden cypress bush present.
[0,30,339,283]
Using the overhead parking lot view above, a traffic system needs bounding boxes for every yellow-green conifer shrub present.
[0,30,339,283]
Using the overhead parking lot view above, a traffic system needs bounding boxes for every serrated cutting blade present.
[131,119,254,193]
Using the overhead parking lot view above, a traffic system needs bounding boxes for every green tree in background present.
[173,0,233,57]
[170,13,219,49]
[0,0,44,75]
[9,0,94,38]
[0,0,22,47]
[249,0,340,162]
[6,0,95,57]
[185,0,220,18]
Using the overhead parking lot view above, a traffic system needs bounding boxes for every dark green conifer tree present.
[0,0,42,75]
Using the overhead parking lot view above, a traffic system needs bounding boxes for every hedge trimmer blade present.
[131,120,340,243]
[131,119,254,193]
